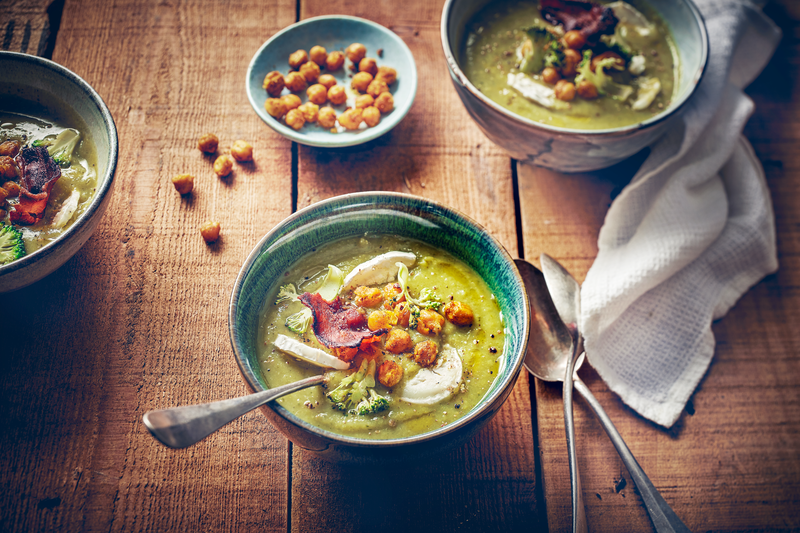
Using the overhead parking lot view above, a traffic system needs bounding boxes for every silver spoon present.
[143,374,325,448]
[535,255,691,533]
[515,258,588,533]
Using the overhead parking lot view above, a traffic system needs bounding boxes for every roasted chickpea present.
[288,49,309,70]
[346,43,367,64]
[309,45,327,66]
[442,301,474,326]
[2,181,19,197]
[382,283,405,308]
[299,61,321,83]
[213,155,234,177]
[265,98,287,118]
[0,140,20,157]
[374,92,394,113]
[394,301,411,327]
[416,309,445,336]
[542,67,561,85]
[368,309,397,330]
[554,80,576,101]
[366,79,389,98]
[262,71,285,97]
[317,107,337,129]
[413,341,438,367]
[326,51,345,71]
[563,30,587,50]
[358,57,378,76]
[284,71,307,93]
[375,66,397,86]
[384,329,412,355]
[297,102,319,123]
[197,133,219,153]
[591,51,625,72]
[171,173,194,194]
[362,106,381,127]
[333,346,358,362]
[0,156,19,179]
[354,286,384,307]
[285,109,306,130]
[577,80,599,99]
[337,108,363,130]
[200,220,221,243]
[562,49,582,77]
[306,84,328,105]
[355,94,374,109]
[378,359,404,386]
[318,74,337,89]
[230,140,253,162]
[0,187,8,204]
[281,93,302,111]
[327,85,347,105]
[351,72,373,93]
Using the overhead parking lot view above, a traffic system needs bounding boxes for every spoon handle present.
[143,374,326,449]
[564,352,588,533]
[573,378,691,533]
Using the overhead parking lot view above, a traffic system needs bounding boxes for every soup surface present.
[461,0,678,130]
[257,235,506,440]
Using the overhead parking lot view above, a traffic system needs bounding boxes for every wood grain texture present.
[520,2,800,531]
[0,0,53,56]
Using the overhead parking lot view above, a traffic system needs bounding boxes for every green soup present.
[460,0,679,130]
[257,235,506,440]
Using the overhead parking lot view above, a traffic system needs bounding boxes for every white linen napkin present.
[580,0,781,427]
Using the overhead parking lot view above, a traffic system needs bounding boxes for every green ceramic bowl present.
[229,193,529,462]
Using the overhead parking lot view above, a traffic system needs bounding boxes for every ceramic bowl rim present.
[246,15,418,148]
[439,0,709,136]
[228,192,530,448]
[0,51,118,281]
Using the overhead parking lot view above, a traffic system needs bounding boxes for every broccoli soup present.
[0,111,98,265]
[461,0,678,130]
[257,235,506,440]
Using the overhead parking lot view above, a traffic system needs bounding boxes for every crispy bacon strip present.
[9,146,61,225]
[540,0,618,42]
[299,292,388,349]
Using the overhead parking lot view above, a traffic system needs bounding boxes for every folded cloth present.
[580,0,781,427]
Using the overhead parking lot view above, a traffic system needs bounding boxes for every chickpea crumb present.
[197,133,219,153]
[231,140,253,162]
[213,155,234,177]
[171,173,194,195]
[200,221,221,243]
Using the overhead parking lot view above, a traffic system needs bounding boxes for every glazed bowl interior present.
[442,0,708,135]
[229,193,529,449]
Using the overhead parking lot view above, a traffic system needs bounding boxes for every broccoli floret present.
[327,359,390,415]
[396,262,441,329]
[46,129,81,168]
[0,223,26,265]
[600,34,634,61]
[575,50,633,101]
[518,25,562,74]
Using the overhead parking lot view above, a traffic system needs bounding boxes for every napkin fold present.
[580,0,781,427]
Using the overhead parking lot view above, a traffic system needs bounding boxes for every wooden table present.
[1,0,798,531]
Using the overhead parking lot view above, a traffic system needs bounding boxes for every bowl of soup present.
[229,193,529,462]
[441,0,708,172]
[0,52,118,292]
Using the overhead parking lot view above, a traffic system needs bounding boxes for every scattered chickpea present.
[326,51,345,71]
[413,341,439,367]
[577,80,599,99]
[285,109,306,130]
[368,308,397,330]
[417,309,445,336]
[354,286,384,307]
[394,301,411,327]
[442,301,474,326]
[362,106,381,127]
[318,74,337,89]
[375,66,397,86]
[284,71,307,93]
[288,49,309,70]
[213,154,234,177]
[0,140,20,157]
[346,43,367,64]
[2,181,19,197]
[262,71,285,97]
[351,72,373,92]
[197,133,219,153]
[563,30,587,50]
[333,346,358,362]
[327,85,347,105]
[297,102,319,123]
[309,45,328,66]
[358,57,378,76]
[355,94,374,109]
[542,67,561,85]
[317,107,337,128]
[231,140,253,162]
[366,79,389,98]
[307,84,328,105]
[171,173,194,195]
[562,49,581,77]
[200,220,221,243]
[281,93,302,111]
[384,329,412,354]
[299,61,321,83]
[374,92,394,113]
[378,359,404,387]
[265,98,287,118]
[554,79,576,101]
[382,283,405,308]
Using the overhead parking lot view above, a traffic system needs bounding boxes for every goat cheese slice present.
[274,334,350,370]
[399,346,463,405]
[340,251,416,293]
